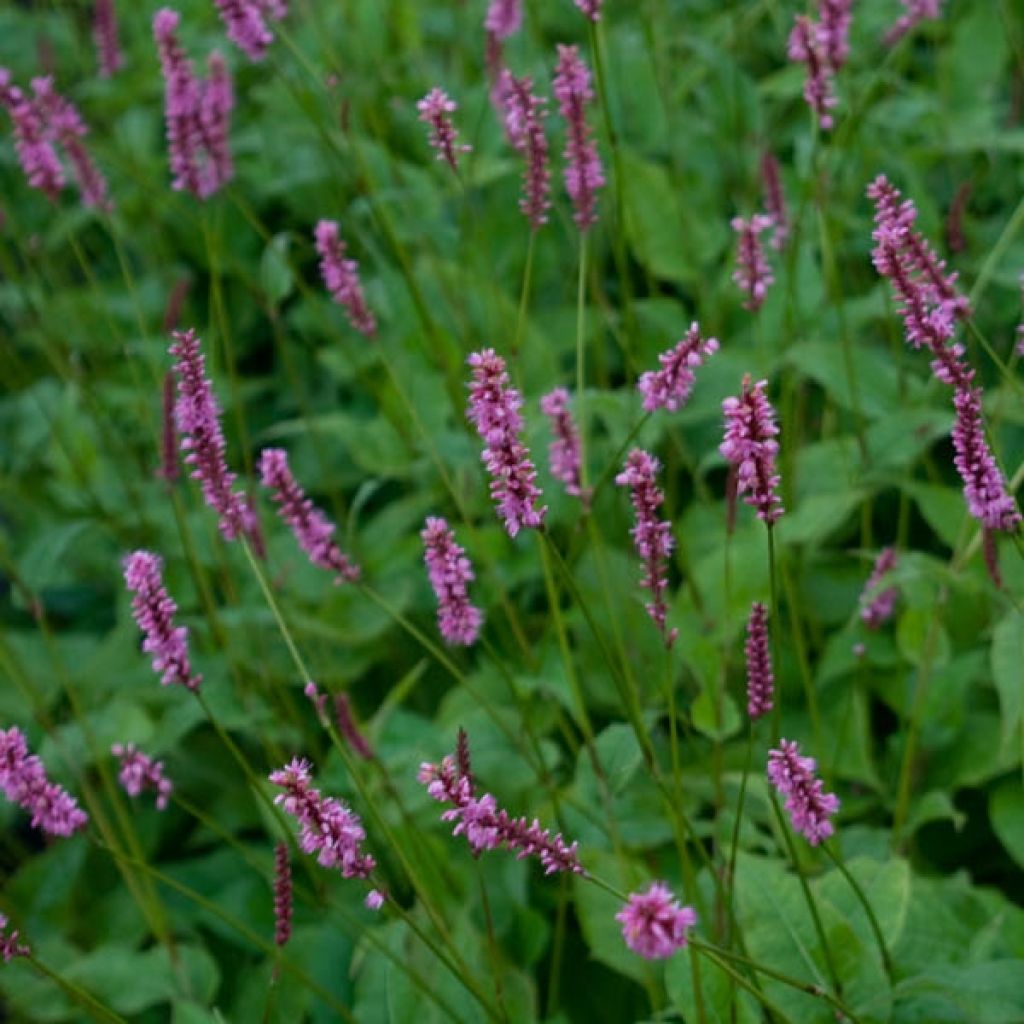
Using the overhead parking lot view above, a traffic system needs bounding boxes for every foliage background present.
[1,0,1024,1020]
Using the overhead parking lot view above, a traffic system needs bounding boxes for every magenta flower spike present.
[154,10,234,199]
[745,602,774,719]
[767,739,839,845]
[213,0,285,61]
[124,550,202,691]
[859,548,899,629]
[269,758,375,878]
[484,0,522,40]
[731,214,775,311]
[421,517,483,646]
[818,0,854,71]
[314,220,377,337]
[761,152,789,252]
[0,915,29,963]
[417,87,470,171]
[553,45,604,231]
[0,69,63,200]
[540,388,587,500]
[111,743,173,810]
[419,745,584,875]
[273,842,293,947]
[615,449,677,646]
[499,70,552,229]
[0,726,88,838]
[617,883,697,960]
[720,375,784,527]
[93,0,124,77]
[574,0,603,21]
[788,15,838,130]
[885,0,943,47]
[637,322,719,413]
[259,447,361,583]
[466,349,547,537]
[169,328,253,541]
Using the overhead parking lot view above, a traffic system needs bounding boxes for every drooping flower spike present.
[466,349,547,537]
[419,742,583,875]
[731,214,775,310]
[617,883,697,960]
[745,602,774,720]
[553,45,604,231]
[540,388,587,500]
[93,0,124,77]
[269,758,375,879]
[314,220,377,337]
[124,550,202,692]
[637,322,719,413]
[767,739,839,846]
[259,447,361,583]
[720,376,784,526]
[112,743,173,810]
[170,328,254,541]
[417,87,470,171]
[421,517,484,646]
[859,548,899,630]
[0,726,88,838]
[615,449,677,646]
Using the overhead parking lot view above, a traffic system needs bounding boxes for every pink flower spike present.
[484,0,522,40]
[466,349,547,537]
[731,214,775,311]
[745,602,774,720]
[859,548,899,629]
[720,376,784,526]
[574,0,603,21]
[0,726,88,838]
[540,388,587,500]
[259,447,361,583]
[213,0,284,61]
[637,322,719,413]
[170,328,254,541]
[93,0,124,77]
[273,842,293,947]
[199,52,234,197]
[417,87,470,171]
[269,758,375,879]
[421,517,484,646]
[314,220,377,337]
[761,152,789,252]
[111,743,173,810]
[617,883,697,960]
[553,45,604,231]
[499,71,552,229]
[885,0,943,47]
[0,914,30,962]
[788,15,837,130]
[818,0,854,71]
[767,739,839,845]
[615,449,677,646]
[124,550,202,692]
[0,68,64,201]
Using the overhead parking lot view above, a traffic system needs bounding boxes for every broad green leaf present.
[665,947,760,1024]
[989,782,1024,871]
[990,612,1024,760]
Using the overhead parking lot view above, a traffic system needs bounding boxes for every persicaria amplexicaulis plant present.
[498,70,552,229]
[213,0,287,62]
[637,322,719,413]
[417,87,470,171]
[112,743,173,810]
[768,739,840,845]
[731,214,775,310]
[421,516,484,646]
[539,387,587,500]
[314,220,377,337]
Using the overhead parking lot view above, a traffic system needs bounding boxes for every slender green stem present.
[512,230,537,363]
[25,957,130,1024]
[726,725,755,942]
[576,233,590,488]
[822,845,893,979]
[767,527,782,744]
[969,191,1024,308]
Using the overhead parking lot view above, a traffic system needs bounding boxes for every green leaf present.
[990,612,1023,761]
[260,233,294,306]
[690,684,742,741]
[665,947,760,1023]
[989,782,1024,871]
[897,606,951,670]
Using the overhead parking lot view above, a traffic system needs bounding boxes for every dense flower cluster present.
[731,214,775,310]
[616,883,697,960]
[93,0,123,78]
[421,517,483,646]
[153,9,234,199]
[466,349,546,536]
[720,376,784,526]
[213,0,287,62]
[539,388,586,499]
[0,727,88,838]
[0,70,110,209]
[745,602,774,719]
[420,755,583,875]
[259,447,361,583]
[124,550,202,691]
[615,449,677,645]
[553,45,604,231]
[885,0,943,46]
[314,220,377,337]
[273,842,292,947]
[269,758,375,878]
[859,548,899,629]
[417,87,470,171]
[112,743,173,810]
[499,71,552,229]
[637,323,719,413]
[170,328,254,541]
[768,739,839,845]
